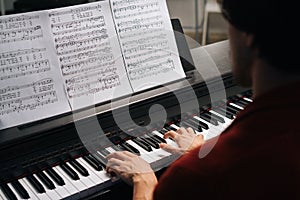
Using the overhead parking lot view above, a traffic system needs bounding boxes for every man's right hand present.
[159,127,205,155]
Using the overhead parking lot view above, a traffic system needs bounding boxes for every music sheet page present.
[0,11,70,130]
[110,0,186,92]
[49,1,132,110]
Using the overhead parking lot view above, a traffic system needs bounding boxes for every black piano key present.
[83,155,103,171]
[120,142,140,155]
[60,163,79,181]
[173,121,180,127]
[190,117,209,130]
[36,171,55,190]
[70,159,89,177]
[132,138,152,152]
[213,107,235,119]
[89,154,107,168]
[205,112,225,123]
[150,134,167,144]
[110,145,123,152]
[200,113,219,126]
[227,95,239,102]
[216,101,239,114]
[230,95,249,106]
[141,136,159,149]
[243,90,253,98]
[162,126,178,140]
[161,128,169,133]
[46,168,65,186]
[26,174,45,193]
[1,184,17,200]
[93,153,108,167]
[99,149,111,157]
[158,129,167,136]
[182,121,202,132]
[227,104,241,113]
[158,128,177,141]
[164,126,173,132]
[11,180,30,199]
[181,120,199,131]
[147,134,162,144]
[238,98,251,106]
[233,100,247,108]
[166,125,177,132]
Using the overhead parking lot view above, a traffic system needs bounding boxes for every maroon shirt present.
[154,83,300,200]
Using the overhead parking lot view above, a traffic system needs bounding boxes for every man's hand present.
[160,127,204,155]
[106,151,157,200]
[106,151,156,185]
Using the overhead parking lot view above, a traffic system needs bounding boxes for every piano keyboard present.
[0,90,253,200]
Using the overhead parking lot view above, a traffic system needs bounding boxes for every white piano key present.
[229,102,244,110]
[76,158,104,185]
[243,97,253,102]
[23,177,51,200]
[0,188,5,200]
[44,169,70,198]
[171,123,207,139]
[105,147,116,154]
[209,110,232,124]
[126,140,156,163]
[53,166,79,197]
[56,164,88,194]
[170,124,180,130]
[193,116,224,140]
[19,179,39,200]
[193,116,213,127]
[93,152,115,182]
[152,130,178,148]
[209,110,233,129]
[129,137,173,165]
[66,162,95,189]
[33,174,61,200]
[44,169,70,200]
[7,183,22,200]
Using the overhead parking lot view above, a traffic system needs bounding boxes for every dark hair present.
[220,0,298,73]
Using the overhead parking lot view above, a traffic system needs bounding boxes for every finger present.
[106,151,130,160]
[197,134,204,140]
[176,127,187,134]
[186,127,195,134]
[164,130,177,139]
[106,157,124,169]
[106,166,121,182]
[160,143,181,154]
[122,150,137,158]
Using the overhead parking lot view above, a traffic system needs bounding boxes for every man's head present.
[217,0,298,86]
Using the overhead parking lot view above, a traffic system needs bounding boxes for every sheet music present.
[49,1,132,110]
[110,0,186,92]
[0,11,70,130]
[0,0,187,130]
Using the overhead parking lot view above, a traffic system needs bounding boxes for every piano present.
[0,20,252,200]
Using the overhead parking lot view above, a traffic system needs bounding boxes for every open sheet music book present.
[0,0,186,130]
